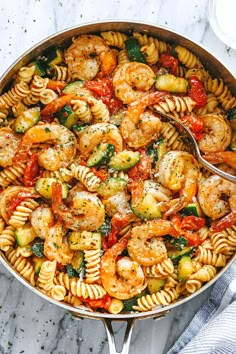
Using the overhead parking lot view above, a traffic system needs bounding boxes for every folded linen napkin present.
[167,261,236,354]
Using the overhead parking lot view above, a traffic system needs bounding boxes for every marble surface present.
[0,0,235,353]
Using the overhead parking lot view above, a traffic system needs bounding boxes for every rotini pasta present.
[70,164,101,192]
[50,284,66,301]
[16,65,35,83]
[24,75,49,105]
[8,198,39,228]
[37,260,57,291]
[141,42,159,66]
[101,31,128,49]
[144,258,174,278]
[0,82,30,109]
[71,99,92,123]
[84,249,101,284]
[88,97,110,123]
[70,279,106,300]
[160,122,186,151]
[133,288,179,312]
[52,64,70,82]
[0,225,15,251]
[54,272,76,291]
[196,246,226,267]
[5,247,35,285]
[117,49,130,64]
[175,45,203,69]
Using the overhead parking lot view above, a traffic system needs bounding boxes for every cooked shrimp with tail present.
[127,219,178,266]
[120,91,168,148]
[0,127,21,167]
[13,123,77,171]
[198,175,236,232]
[158,151,200,216]
[100,233,147,299]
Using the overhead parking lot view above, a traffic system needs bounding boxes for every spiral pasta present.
[0,82,30,109]
[0,225,15,251]
[9,199,39,228]
[70,279,106,299]
[189,265,217,282]
[185,68,209,82]
[88,97,110,123]
[133,288,179,312]
[196,246,226,267]
[205,77,236,110]
[37,260,57,291]
[133,32,167,54]
[164,273,178,290]
[197,226,210,243]
[24,75,49,105]
[84,249,101,284]
[160,122,186,151]
[70,164,101,192]
[195,94,219,116]
[175,45,203,69]
[12,102,27,118]
[5,247,35,285]
[0,108,9,124]
[144,258,174,278]
[15,246,33,258]
[40,89,58,105]
[210,231,230,255]
[54,272,76,291]
[16,66,35,84]
[101,31,128,49]
[117,49,130,65]
[50,284,67,301]
[52,64,70,82]
[43,168,73,183]
[141,43,159,66]
[154,96,196,116]
[64,293,82,307]
[71,99,92,123]
[185,279,202,294]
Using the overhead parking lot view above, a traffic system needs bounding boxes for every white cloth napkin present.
[167,261,236,354]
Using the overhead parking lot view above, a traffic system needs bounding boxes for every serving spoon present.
[155,110,236,184]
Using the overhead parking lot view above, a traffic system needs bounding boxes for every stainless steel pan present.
[0,21,236,354]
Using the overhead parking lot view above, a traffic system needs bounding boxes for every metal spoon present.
[156,110,236,183]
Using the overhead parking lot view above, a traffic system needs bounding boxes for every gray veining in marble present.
[0,0,235,353]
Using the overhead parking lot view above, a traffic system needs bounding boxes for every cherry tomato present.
[183,231,201,247]
[211,211,236,232]
[83,294,112,310]
[91,168,108,181]
[181,114,205,141]
[40,114,54,123]
[56,263,66,272]
[107,214,131,248]
[85,78,113,100]
[23,153,41,187]
[128,150,151,181]
[159,53,179,76]
[188,76,207,107]
[181,215,206,231]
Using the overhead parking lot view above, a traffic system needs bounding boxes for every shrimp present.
[65,35,116,81]
[198,175,236,220]
[44,222,74,265]
[127,219,178,266]
[30,206,54,239]
[158,151,199,216]
[112,62,156,104]
[198,114,232,153]
[0,127,21,167]
[52,182,105,231]
[77,123,123,157]
[120,91,168,148]
[100,233,147,299]
[13,123,77,171]
[203,151,236,170]
[0,186,39,223]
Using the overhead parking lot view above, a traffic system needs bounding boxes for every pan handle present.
[102,318,136,354]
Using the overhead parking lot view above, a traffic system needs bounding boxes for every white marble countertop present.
[0,0,235,353]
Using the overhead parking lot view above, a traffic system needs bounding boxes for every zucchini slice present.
[46,47,64,66]
[147,138,166,168]
[15,223,36,247]
[131,193,162,219]
[86,143,115,167]
[155,74,188,93]
[28,61,46,77]
[168,247,194,265]
[181,202,203,217]
[125,38,146,63]
[71,251,85,273]
[108,150,140,171]
[13,107,40,133]
[56,104,79,129]
[147,278,166,294]
[230,131,236,152]
[122,290,147,312]
[35,178,68,199]
[69,231,102,250]
[177,256,193,283]
[227,106,236,131]
[97,177,127,197]
[62,81,85,95]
